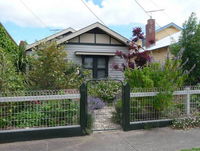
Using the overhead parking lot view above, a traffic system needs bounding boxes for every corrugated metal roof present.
[146,31,181,51]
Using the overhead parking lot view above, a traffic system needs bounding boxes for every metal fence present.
[0,89,80,131]
[129,87,200,125]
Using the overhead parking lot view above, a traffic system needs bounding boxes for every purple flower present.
[88,97,105,111]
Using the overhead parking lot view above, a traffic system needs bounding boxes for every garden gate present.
[80,79,125,131]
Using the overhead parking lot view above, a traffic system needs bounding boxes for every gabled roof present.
[156,22,182,33]
[146,31,181,51]
[0,22,17,45]
[57,22,129,45]
[26,27,76,50]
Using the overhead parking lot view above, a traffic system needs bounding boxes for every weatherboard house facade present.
[26,22,129,79]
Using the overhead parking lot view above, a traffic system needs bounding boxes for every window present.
[82,56,108,78]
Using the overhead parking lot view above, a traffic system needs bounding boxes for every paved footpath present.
[0,127,200,151]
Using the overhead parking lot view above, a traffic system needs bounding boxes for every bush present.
[172,116,200,130]
[112,100,122,124]
[88,80,121,103]
[0,48,25,92]
[88,97,105,111]
[125,59,186,119]
[0,99,79,129]
[27,42,90,90]
[84,113,94,135]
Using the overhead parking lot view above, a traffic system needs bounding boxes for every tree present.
[27,42,89,90]
[0,48,24,92]
[0,23,18,55]
[113,27,151,70]
[15,41,28,73]
[170,13,200,85]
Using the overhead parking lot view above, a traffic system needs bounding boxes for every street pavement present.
[0,127,200,151]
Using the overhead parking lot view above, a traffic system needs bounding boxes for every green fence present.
[122,85,200,130]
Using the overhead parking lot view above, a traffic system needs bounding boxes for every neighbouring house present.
[26,22,129,79]
[143,19,182,62]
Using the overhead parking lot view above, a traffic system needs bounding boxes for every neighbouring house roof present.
[57,22,129,45]
[146,31,181,51]
[156,22,182,33]
[0,22,17,45]
[26,27,76,50]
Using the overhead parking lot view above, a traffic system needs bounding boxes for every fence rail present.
[0,89,80,132]
[130,89,200,97]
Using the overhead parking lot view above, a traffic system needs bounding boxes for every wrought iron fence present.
[129,86,200,124]
[0,89,80,131]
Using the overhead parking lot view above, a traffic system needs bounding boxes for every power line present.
[149,0,174,22]
[19,0,51,30]
[80,0,106,25]
[134,0,174,39]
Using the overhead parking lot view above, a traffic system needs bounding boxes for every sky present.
[1,0,200,44]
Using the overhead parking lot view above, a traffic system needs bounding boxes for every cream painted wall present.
[80,33,95,43]
[96,34,110,44]
[151,47,172,62]
[69,37,79,43]
[156,27,180,41]
[111,38,121,45]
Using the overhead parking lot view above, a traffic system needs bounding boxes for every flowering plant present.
[114,27,151,70]
[88,97,105,111]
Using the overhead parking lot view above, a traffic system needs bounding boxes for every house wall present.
[68,33,125,46]
[65,44,128,80]
[151,47,172,62]
[156,27,180,41]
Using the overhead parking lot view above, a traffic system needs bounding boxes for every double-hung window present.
[82,56,108,78]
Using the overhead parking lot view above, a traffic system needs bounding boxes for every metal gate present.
[86,79,123,131]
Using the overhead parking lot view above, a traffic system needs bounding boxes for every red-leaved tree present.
[113,27,151,70]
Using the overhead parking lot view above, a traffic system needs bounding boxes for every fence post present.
[185,87,190,116]
[122,83,130,131]
[80,83,88,134]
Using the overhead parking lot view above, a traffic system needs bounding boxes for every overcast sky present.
[1,0,200,44]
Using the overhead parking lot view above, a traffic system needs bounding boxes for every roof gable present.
[26,27,75,50]
[156,22,182,33]
[57,22,129,45]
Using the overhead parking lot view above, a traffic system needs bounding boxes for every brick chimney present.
[145,19,155,48]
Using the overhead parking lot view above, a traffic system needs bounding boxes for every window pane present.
[97,58,106,68]
[97,70,106,78]
[83,57,93,68]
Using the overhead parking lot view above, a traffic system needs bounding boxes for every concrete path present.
[0,127,200,151]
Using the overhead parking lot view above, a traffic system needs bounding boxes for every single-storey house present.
[26,22,129,79]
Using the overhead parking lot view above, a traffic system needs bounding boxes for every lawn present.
[181,148,200,151]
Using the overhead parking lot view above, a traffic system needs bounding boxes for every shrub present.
[112,100,122,124]
[0,48,25,92]
[84,113,94,135]
[172,116,200,130]
[0,99,79,129]
[88,80,121,103]
[88,97,105,111]
[27,42,90,90]
[12,109,44,128]
[125,59,187,119]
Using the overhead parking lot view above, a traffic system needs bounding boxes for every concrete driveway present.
[0,127,200,151]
